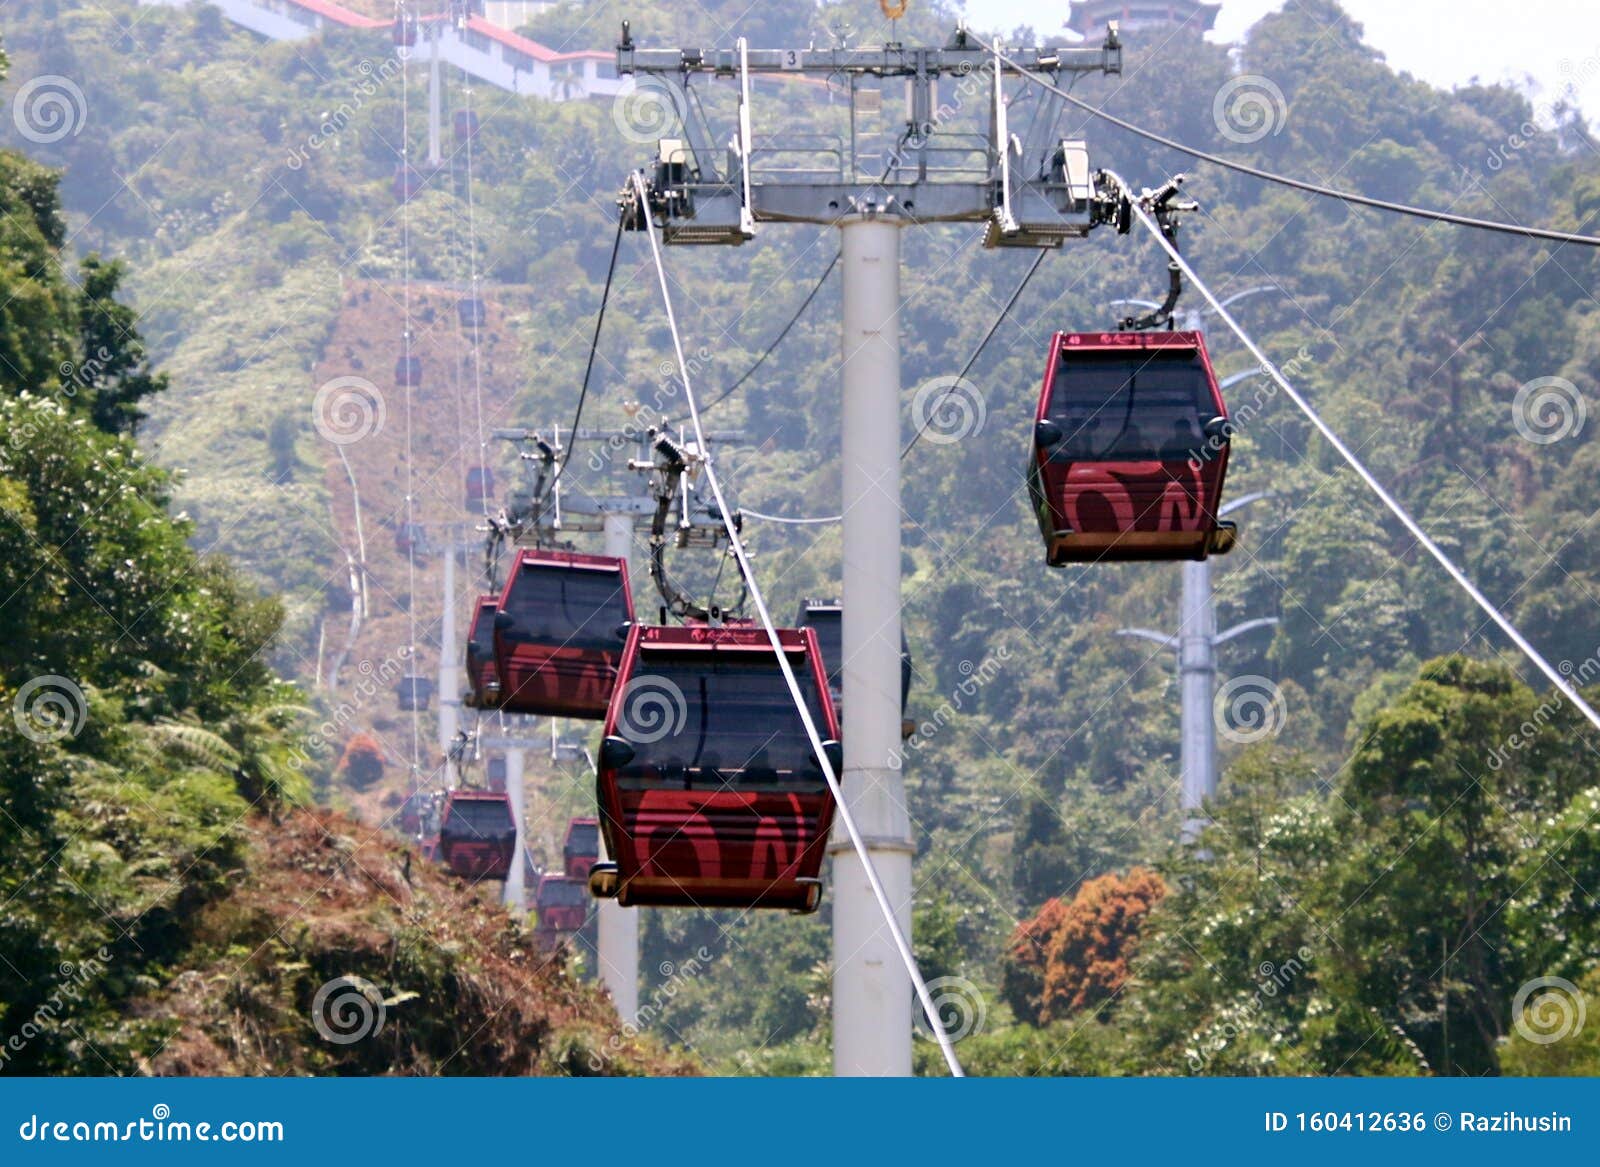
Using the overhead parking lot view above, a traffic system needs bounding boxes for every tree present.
[1003,868,1165,1025]
[339,732,386,790]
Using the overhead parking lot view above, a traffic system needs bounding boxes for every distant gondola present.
[533,874,588,947]
[396,672,434,712]
[465,465,495,510]
[464,594,500,707]
[394,353,422,387]
[795,599,913,738]
[563,817,600,879]
[492,549,633,718]
[437,790,517,881]
[391,164,423,203]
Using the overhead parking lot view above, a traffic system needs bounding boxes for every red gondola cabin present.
[394,520,425,556]
[437,790,517,881]
[391,164,422,203]
[457,297,487,330]
[394,354,422,387]
[493,550,633,719]
[534,874,588,935]
[589,623,841,912]
[1027,331,1237,564]
[563,817,600,879]
[465,465,495,509]
[396,672,433,712]
[464,595,500,708]
[453,110,480,141]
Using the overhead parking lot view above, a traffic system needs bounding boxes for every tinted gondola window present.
[617,655,830,791]
[565,821,599,855]
[467,603,495,667]
[444,798,515,838]
[806,609,844,694]
[502,566,629,650]
[1049,349,1213,462]
[538,879,588,909]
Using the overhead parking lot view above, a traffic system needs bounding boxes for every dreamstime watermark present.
[587,945,715,1071]
[1512,376,1586,445]
[0,948,111,1071]
[1512,975,1586,1045]
[312,376,386,445]
[1185,947,1314,1073]
[1484,697,1563,771]
[310,975,386,1044]
[12,675,88,744]
[1214,675,1287,745]
[16,1105,283,1143]
[615,675,688,744]
[287,650,408,775]
[1480,53,1600,174]
[1212,74,1288,145]
[1187,346,1314,470]
[285,56,403,170]
[585,348,712,474]
[611,75,691,145]
[12,74,87,144]
[910,375,986,445]
[913,975,988,1043]
[891,647,1011,770]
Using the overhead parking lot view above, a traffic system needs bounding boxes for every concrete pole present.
[597,511,639,1024]
[427,28,443,168]
[503,748,526,908]
[438,535,460,777]
[1178,559,1217,844]
[830,216,913,1077]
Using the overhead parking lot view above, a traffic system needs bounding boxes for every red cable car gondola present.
[464,594,500,708]
[465,465,495,509]
[1027,330,1236,565]
[437,789,517,881]
[563,817,600,879]
[391,164,423,203]
[492,550,634,718]
[396,672,433,711]
[394,520,425,556]
[394,354,422,387]
[589,623,841,912]
[457,297,487,330]
[533,874,588,947]
[453,109,480,142]
[486,755,507,793]
[392,13,417,46]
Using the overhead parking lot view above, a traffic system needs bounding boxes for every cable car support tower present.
[615,21,1124,1075]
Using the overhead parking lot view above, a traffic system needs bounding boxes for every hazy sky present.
[961,1,1600,118]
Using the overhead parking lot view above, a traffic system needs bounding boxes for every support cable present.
[978,35,1600,249]
[902,248,1047,458]
[628,171,965,1076]
[555,216,626,482]
[741,507,842,525]
[460,71,491,521]
[1107,169,1600,736]
[399,5,423,786]
[700,247,842,417]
